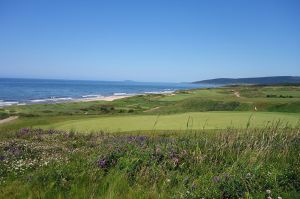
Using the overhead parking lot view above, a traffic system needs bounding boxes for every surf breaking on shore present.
[0,95,131,107]
[0,90,175,107]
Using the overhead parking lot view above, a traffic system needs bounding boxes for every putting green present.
[40,111,300,133]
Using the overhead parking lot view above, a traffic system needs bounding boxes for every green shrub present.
[0,112,9,120]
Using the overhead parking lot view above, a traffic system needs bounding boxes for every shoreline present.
[75,95,131,102]
[0,95,134,107]
[0,90,179,107]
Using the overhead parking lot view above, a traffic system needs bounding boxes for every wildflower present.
[246,173,251,178]
[191,183,196,190]
[18,128,30,136]
[173,157,179,166]
[278,197,282,199]
[266,190,271,194]
[136,136,147,142]
[97,158,108,169]
[0,155,5,161]
[212,176,221,183]
[156,147,161,153]
[183,177,189,185]
[223,173,230,179]
[47,129,56,134]
[169,150,177,158]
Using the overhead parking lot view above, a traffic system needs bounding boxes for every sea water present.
[0,78,215,106]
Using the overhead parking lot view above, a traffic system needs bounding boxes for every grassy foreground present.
[0,126,299,198]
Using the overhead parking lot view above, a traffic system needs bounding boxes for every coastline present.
[0,78,211,107]
[0,91,179,107]
[1,90,181,107]
[75,95,131,102]
[0,95,134,107]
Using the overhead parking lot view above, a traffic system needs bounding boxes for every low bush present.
[0,112,9,120]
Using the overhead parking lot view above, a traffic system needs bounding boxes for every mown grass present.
[0,126,299,198]
[37,112,300,133]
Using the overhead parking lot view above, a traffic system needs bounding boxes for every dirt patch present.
[143,107,160,112]
[232,90,240,98]
[0,116,19,124]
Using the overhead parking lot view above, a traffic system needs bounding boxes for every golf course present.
[1,85,300,133]
[1,85,300,198]
[39,112,299,132]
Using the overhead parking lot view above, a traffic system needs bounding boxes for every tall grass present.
[0,125,299,198]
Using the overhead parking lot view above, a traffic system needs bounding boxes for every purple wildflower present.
[18,128,30,136]
[173,157,179,166]
[97,158,108,169]
[0,155,5,161]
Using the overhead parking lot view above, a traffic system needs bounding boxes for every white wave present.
[30,99,48,103]
[50,97,73,101]
[161,90,174,94]
[144,91,159,94]
[113,92,128,96]
[30,97,73,103]
[144,90,174,94]
[82,95,103,98]
[0,101,19,106]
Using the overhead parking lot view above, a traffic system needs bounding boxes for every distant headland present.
[193,76,300,85]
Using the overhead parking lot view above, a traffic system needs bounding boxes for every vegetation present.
[0,85,300,198]
[38,112,300,133]
[0,112,9,120]
[1,85,299,133]
[2,85,300,119]
[193,76,300,85]
[0,126,299,198]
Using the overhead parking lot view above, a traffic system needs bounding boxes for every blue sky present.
[0,0,299,82]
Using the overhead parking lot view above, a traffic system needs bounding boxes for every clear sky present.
[0,0,299,82]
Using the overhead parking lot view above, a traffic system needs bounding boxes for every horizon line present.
[0,75,299,84]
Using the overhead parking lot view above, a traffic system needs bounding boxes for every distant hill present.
[193,76,300,85]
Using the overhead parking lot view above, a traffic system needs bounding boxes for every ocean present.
[0,78,215,106]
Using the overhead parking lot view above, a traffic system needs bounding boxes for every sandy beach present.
[77,95,130,102]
